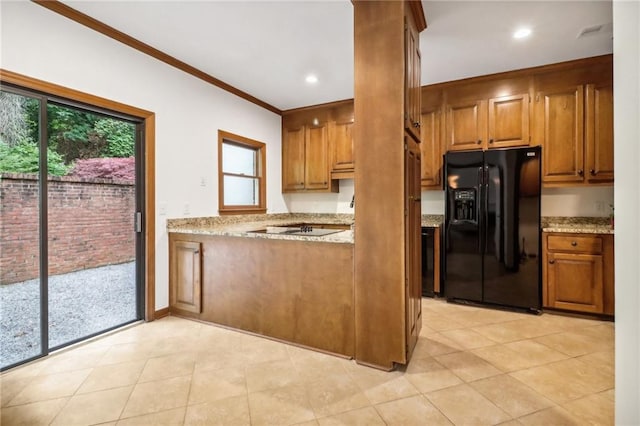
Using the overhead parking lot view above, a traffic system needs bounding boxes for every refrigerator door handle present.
[477,166,484,254]
[484,166,490,255]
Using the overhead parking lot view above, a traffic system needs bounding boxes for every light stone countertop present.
[167,213,355,244]
[542,216,614,234]
[422,215,444,228]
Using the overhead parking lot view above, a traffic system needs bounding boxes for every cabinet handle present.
[194,250,199,254]
[571,241,577,246]
[489,139,494,144]
[577,169,584,176]
[477,139,482,145]
[549,259,555,264]
[324,181,327,185]
[590,169,597,175]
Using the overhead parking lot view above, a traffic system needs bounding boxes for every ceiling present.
[60,1,613,112]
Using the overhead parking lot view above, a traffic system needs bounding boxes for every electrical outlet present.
[200,177,206,187]
[158,203,167,216]
[595,201,606,213]
[183,203,190,216]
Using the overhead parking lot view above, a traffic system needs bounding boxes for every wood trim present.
[407,0,427,32]
[217,130,267,215]
[31,0,281,115]
[282,98,354,116]
[424,54,613,91]
[154,307,170,319]
[144,115,156,322]
[0,69,157,323]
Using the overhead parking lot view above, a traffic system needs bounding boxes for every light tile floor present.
[0,298,614,425]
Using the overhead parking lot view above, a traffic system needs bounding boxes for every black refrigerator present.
[443,146,541,312]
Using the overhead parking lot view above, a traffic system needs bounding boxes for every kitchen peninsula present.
[167,214,356,357]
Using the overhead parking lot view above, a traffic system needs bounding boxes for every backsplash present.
[284,181,613,218]
[540,186,614,217]
[422,186,613,217]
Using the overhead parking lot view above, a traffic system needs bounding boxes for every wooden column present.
[353,1,425,369]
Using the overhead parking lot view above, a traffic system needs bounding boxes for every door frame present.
[0,69,156,322]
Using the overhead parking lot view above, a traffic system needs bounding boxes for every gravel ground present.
[0,261,137,368]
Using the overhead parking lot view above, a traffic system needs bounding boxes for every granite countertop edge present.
[166,213,614,240]
[167,213,355,244]
[541,216,614,235]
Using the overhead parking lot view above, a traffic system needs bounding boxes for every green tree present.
[0,141,68,176]
[94,118,135,158]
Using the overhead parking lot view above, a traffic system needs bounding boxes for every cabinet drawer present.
[547,235,603,254]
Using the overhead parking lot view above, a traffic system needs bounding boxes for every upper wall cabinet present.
[533,57,613,186]
[445,93,530,152]
[329,102,355,180]
[282,101,353,193]
[282,119,338,193]
[420,54,612,189]
[405,14,422,143]
[420,88,444,189]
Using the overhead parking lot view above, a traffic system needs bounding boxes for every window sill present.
[219,208,267,216]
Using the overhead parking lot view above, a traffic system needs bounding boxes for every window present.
[218,130,266,214]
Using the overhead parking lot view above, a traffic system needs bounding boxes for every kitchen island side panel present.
[169,233,355,357]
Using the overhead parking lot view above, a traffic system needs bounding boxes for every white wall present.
[613,0,640,423]
[421,186,614,217]
[0,2,288,310]
[541,186,614,217]
[285,179,355,213]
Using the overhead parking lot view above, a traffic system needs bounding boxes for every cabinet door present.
[420,109,442,188]
[547,252,604,313]
[537,86,585,183]
[304,124,330,190]
[331,119,355,173]
[170,240,202,314]
[405,144,422,359]
[488,94,530,148]
[445,100,487,151]
[585,83,614,183]
[404,16,421,143]
[282,126,306,191]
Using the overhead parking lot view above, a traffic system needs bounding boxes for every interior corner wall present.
[0,2,288,311]
[283,179,355,213]
[613,0,640,423]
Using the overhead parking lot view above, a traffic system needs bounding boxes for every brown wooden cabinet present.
[585,82,614,183]
[420,108,442,188]
[534,57,613,186]
[543,232,614,315]
[404,13,422,143]
[405,143,422,357]
[282,126,306,191]
[282,121,338,193]
[282,101,353,189]
[445,94,529,152]
[169,239,202,314]
[488,93,530,148]
[329,102,355,179]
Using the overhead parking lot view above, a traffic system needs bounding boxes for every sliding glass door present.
[0,90,44,368]
[0,87,144,370]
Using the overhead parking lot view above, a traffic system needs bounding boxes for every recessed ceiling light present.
[513,28,532,39]
[305,74,318,84]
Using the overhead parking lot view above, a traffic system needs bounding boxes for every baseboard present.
[154,307,170,319]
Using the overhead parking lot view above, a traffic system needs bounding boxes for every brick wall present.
[0,173,135,285]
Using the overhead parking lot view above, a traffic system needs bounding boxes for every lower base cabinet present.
[542,232,614,315]
[169,239,202,314]
[168,233,355,357]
